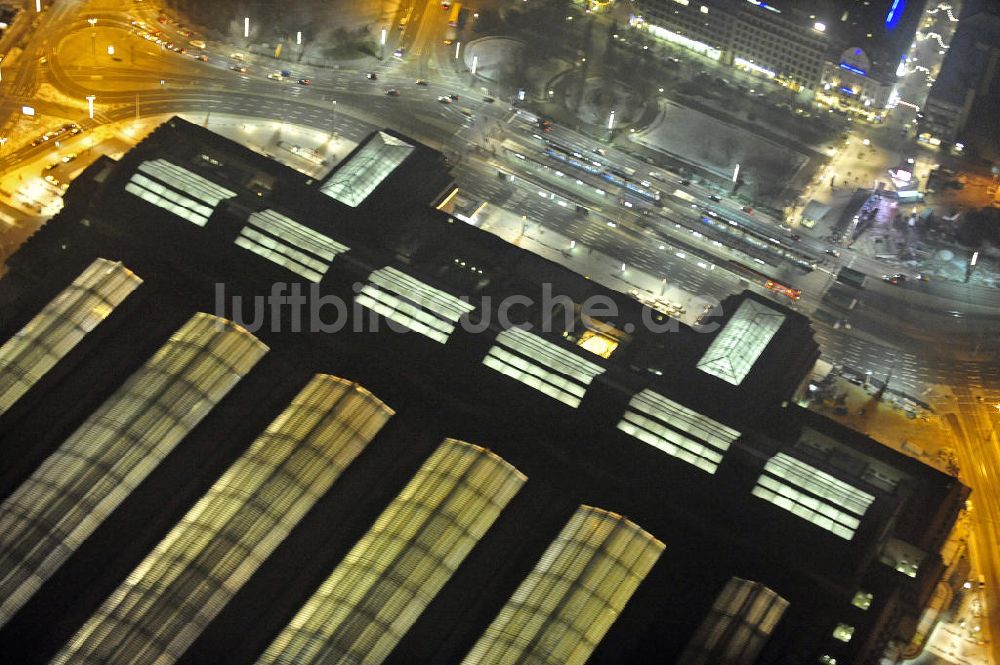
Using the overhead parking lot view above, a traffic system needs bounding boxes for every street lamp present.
[380,27,387,59]
[296,31,302,46]
[244,17,250,39]
[455,41,461,59]
[471,55,478,76]
[35,0,41,13]
[607,109,615,130]
[86,95,95,120]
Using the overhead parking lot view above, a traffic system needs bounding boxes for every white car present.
[437,96,452,104]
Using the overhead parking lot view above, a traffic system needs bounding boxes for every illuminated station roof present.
[697,298,786,386]
[0,118,968,665]
[320,131,414,207]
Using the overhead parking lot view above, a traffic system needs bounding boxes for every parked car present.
[882,273,907,285]
[366,72,378,80]
[415,79,429,86]
[385,88,400,96]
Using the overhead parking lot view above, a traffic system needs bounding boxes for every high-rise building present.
[0,118,968,664]
[631,0,925,113]
[921,1,1000,153]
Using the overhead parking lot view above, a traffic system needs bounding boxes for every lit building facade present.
[0,119,968,665]
[631,0,923,114]
[920,5,1000,149]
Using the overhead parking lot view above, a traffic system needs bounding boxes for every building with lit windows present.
[920,2,1000,151]
[631,0,926,113]
[0,118,967,665]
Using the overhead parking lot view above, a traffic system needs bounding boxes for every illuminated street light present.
[86,95,95,119]
[471,55,478,76]
[22,105,36,116]
[607,109,615,130]
[36,0,41,13]
[244,17,250,39]
[380,28,387,45]
[455,42,461,59]
[107,45,115,56]
[88,17,96,26]
[732,163,740,183]
[296,31,302,46]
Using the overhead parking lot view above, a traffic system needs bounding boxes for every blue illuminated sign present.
[839,62,867,77]
[885,0,905,30]
[839,87,856,95]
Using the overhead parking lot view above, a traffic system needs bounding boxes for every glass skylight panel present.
[482,327,606,408]
[125,158,236,227]
[618,389,741,474]
[462,506,664,665]
[138,159,237,205]
[678,577,788,665]
[696,299,786,385]
[356,266,474,343]
[0,313,267,628]
[751,453,876,540]
[235,209,349,282]
[52,375,392,665]
[258,439,525,665]
[0,259,141,415]
[319,131,414,207]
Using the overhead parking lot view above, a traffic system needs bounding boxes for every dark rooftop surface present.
[0,118,968,665]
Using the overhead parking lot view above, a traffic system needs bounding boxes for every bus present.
[727,260,802,300]
[448,2,462,26]
[836,266,867,289]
